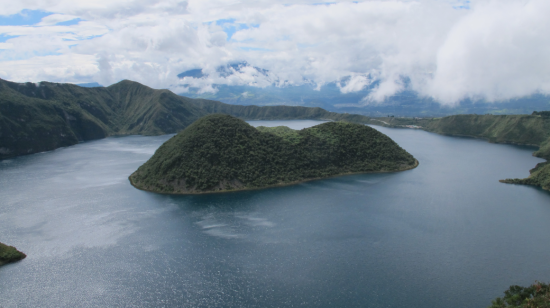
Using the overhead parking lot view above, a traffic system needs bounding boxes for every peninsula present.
[129,114,417,194]
[0,242,26,266]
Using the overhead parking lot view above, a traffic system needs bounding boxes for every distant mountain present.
[178,61,268,80]
[177,69,205,79]
[177,64,550,117]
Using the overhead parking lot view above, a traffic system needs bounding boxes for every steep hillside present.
[423,114,550,152]
[0,80,113,158]
[129,114,417,194]
[0,78,208,159]
[106,80,207,135]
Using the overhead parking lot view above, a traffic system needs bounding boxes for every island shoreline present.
[128,159,419,196]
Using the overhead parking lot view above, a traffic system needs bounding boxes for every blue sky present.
[0,9,52,26]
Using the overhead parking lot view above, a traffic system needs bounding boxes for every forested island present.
[129,114,417,194]
[0,242,26,266]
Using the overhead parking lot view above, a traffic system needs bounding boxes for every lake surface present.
[1,121,549,308]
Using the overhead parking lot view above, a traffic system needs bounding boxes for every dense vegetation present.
[129,114,417,194]
[500,162,550,191]
[0,242,26,266]
[374,113,550,191]
[0,78,372,160]
[489,282,550,308]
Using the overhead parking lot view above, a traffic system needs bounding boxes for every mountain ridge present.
[0,78,373,160]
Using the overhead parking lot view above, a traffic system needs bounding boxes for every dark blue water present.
[0,121,549,308]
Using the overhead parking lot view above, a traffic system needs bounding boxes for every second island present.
[129,114,418,194]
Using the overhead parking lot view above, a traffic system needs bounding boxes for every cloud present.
[426,0,550,103]
[0,54,99,82]
[0,0,548,104]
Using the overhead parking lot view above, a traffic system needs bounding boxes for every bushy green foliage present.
[0,242,26,266]
[255,126,302,144]
[532,111,550,118]
[129,114,417,194]
[489,282,550,308]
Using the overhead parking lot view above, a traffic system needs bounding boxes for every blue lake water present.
[0,121,549,307]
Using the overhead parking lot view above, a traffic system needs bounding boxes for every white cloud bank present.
[0,0,549,104]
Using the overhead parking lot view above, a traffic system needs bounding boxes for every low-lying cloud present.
[0,0,548,105]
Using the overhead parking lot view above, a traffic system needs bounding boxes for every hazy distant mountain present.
[177,63,550,117]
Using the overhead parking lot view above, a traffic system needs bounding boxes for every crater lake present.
[0,121,549,308]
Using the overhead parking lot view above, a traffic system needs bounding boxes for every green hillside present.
[0,242,26,266]
[129,114,417,194]
[0,78,210,159]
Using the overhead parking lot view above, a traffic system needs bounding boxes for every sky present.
[0,0,549,105]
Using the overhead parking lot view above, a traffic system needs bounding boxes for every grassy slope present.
[0,242,26,266]
[373,114,550,191]
[106,80,207,135]
[129,114,416,194]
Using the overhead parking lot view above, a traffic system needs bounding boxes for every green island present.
[0,242,26,266]
[372,112,550,191]
[129,114,417,194]
[488,282,550,308]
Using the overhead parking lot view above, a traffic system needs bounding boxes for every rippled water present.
[0,121,549,308]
